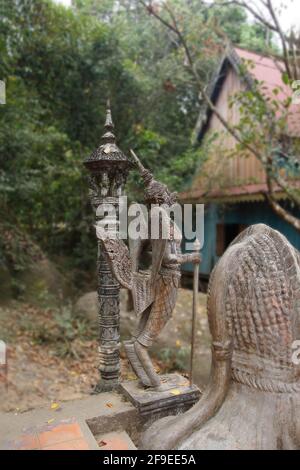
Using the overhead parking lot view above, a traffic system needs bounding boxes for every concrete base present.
[119,374,201,417]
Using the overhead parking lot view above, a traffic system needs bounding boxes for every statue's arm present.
[177,252,201,265]
[163,242,201,265]
[151,206,200,266]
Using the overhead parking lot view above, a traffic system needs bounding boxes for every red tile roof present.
[235,47,300,136]
[181,47,300,203]
[180,181,300,203]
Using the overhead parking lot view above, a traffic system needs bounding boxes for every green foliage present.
[0,0,276,281]
[0,0,138,273]
[157,346,190,373]
[211,3,274,53]
[19,301,96,358]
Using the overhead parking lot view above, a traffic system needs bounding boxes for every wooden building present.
[180,47,300,283]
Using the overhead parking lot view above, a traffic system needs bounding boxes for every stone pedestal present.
[119,374,201,417]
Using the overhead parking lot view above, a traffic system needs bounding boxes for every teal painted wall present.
[182,201,300,277]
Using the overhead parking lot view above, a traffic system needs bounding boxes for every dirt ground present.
[0,289,210,414]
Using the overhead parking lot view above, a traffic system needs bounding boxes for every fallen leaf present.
[47,418,55,424]
[50,402,60,411]
[98,440,107,447]
[126,372,137,381]
[170,389,181,396]
[175,340,181,347]
[106,402,113,408]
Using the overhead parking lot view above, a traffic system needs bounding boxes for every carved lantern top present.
[84,102,131,174]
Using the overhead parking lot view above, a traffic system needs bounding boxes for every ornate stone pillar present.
[84,103,131,392]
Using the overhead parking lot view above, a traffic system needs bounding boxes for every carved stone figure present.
[140,224,300,449]
[96,151,200,390]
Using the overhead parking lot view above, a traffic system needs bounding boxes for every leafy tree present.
[138,0,300,232]
[73,0,269,193]
[0,0,282,282]
[0,0,139,273]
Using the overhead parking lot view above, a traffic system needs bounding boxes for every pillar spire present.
[102,100,116,145]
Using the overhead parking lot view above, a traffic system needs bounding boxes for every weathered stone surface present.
[140,224,300,450]
[121,290,211,388]
[75,289,211,388]
[74,289,129,325]
[18,258,71,306]
[95,150,202,389]
[74,291,99,323]
[85,104,131,393]
[120,373,201,417]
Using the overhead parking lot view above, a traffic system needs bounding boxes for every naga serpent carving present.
[96,151,200,390]
[140,224,300,449]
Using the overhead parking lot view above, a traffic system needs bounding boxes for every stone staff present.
[189,239,201,387]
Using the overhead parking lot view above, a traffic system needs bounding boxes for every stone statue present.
[96,151,200,390]
[140,224,300,449]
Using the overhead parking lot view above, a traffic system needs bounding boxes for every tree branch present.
[264,178,300,233]
[139,0,300,229]
[266,0,293,79]
[139,0,266,164]
[203,0,279,34]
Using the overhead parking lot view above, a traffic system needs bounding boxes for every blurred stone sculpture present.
[96,151,200,390]
[140,224,300,449]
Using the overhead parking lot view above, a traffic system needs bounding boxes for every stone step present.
[120,373,201,416]
[3,417,99,450]
[0,393,138,451]
[97,431,137,450]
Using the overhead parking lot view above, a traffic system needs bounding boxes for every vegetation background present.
[0,0,289,410]
[0,0,271,293]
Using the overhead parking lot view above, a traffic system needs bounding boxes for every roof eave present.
[194,46,256,144]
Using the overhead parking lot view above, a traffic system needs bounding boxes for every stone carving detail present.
[99,236,133,290]
[96,151,200,390]
[84,103,131,392]
[96,247,120,391]
[140,224,300,449]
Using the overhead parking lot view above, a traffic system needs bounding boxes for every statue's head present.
[210,224,300,394]
[144,179,177,206]
[130,149,177,206]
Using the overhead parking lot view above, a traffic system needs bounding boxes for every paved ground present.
[0,393,137,450]
[0,378,202,450]
[0,288,210,449]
